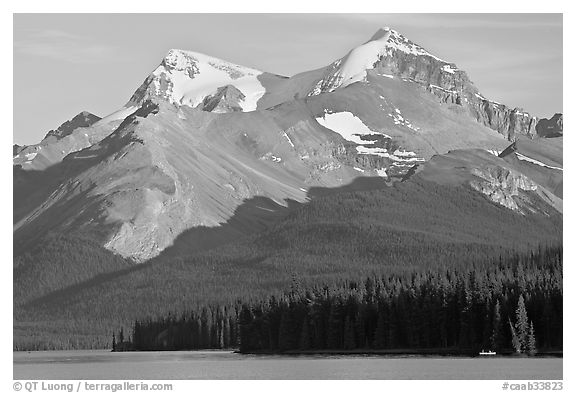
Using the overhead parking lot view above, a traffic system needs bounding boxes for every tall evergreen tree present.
[343,316,356,350]
[238,306,254,352]
[373,312,386,349]
[515,295,529,351]
[327,301,344,349]
[527,322,537,356]
[509,319,521,353]
[490,300,502,351]
[278,307,298,351]
[299,316,311,350]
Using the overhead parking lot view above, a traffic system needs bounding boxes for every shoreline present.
[235,349,563,358]
[15,348,563,358]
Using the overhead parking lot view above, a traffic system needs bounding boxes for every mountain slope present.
[14,234,132,305]
[14,176,562,349]
[43,111,101,141]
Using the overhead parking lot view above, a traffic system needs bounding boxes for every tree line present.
[118,245,562,354]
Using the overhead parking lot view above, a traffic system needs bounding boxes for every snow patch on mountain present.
[388,109,420,132]
[516,152,563,171]
[261,152,282,163]
[376,168,388,177]
[382,28,445,61]
[430,84,458,94]
[316,111,377,145]
[441,64,458,74]
[95,106,139,124]
[282,131,295,148]
[316,111,423,163]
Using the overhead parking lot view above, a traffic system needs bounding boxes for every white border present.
[3,2,572,392]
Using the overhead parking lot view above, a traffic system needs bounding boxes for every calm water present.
[13,350,562,380]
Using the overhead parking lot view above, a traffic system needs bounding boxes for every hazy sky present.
[13,13,562,145]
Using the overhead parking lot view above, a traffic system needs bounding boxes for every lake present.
[13,350,562,380]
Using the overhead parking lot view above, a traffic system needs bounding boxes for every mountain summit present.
[128,49,269,112]
[309,27,453,95]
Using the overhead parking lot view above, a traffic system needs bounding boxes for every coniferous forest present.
[15,180,563,351]
[122,245,562,354]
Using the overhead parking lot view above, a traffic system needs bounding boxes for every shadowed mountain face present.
[13,27,562,264]
[536,113,563,138]
[43,111,102,141]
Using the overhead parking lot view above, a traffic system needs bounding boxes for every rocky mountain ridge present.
[43,111,101,141]
[325,28,544,141]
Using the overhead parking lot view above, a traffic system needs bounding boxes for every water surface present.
[13,350,562,380]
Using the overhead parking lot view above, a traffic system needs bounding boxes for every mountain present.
[306,28,541,141]
[536,113,563,138]
[13,28,562,263]
[13,27,562,349]
[13,111,118,170]
[43,111,102,141]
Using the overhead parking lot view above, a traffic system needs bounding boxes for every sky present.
[13,13,562,145]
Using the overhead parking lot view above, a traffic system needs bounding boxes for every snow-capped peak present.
[309,27,455,96]
[161,49,263,79]
[130,49,266,112]
[372,27,445,61]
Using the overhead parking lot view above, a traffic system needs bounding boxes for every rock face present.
[536,113,563,137]
[414,148,561,215]
[373,30,541,141]
[13,144,24,156]
[308,27,545,141]
[43,111,101,141]
[198,85,245,113]
[470,166,537,211]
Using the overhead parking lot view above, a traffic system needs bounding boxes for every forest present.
[122,245,562,354]
[14,179,563,350]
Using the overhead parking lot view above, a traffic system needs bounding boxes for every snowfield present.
[149,49,266,111]
[516,152,563,171]
[316,111,423,163]
[316,111,378,145]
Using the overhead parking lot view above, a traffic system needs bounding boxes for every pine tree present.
[278,307,298,351]
[509,319,522,354]
[299,316,311,350]
[112,332,116,351]
[238,305,254,353]
[373,312,386,349]
[326,301,343,349]
[490,300,502,351]
[343,316,356,350]
[515,295,529,351]
[527,322,537,356]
